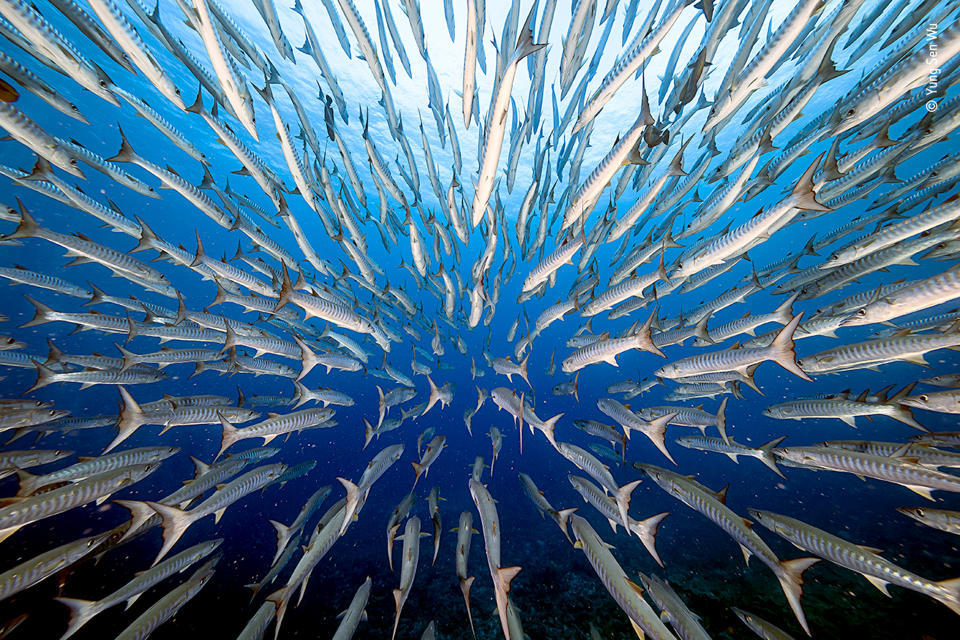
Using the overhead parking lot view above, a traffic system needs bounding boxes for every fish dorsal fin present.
[857,544,883,555]
[712,484,729,504]
[890,443,913,458]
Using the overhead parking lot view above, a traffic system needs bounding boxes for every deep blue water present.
[0,0,959,639]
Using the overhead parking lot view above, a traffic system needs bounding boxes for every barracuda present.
[775,446,960,500]
[568,515,679,640]
[0,463,160,543]
[751,509,960,615]
[636,464,818,635]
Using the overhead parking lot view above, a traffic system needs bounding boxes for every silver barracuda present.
[635,464,818,635]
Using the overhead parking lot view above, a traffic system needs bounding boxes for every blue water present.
[0,0,959,639]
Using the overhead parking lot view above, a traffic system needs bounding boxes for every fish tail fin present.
[554,507,578,543]
[24,156,54,182]
[411,461,424,486]
[540,413,563,449]
[7,199,43,242]
[768,312,811,381]
[337,477,360,536]
[572,371,580,402]
[656,249,672,285]
[791,153,830,212]
[54,598,102,640]
[519,352,531,389]
[27,359,57,393]
[189,455,209,478]
[266,586,290,640]
[933,577,960,615]
[108,386,144,454]
[12,466,38,497]
[460,576,476,638]
[115,343,137,373]
[268,519,291,566]
[387,523,400,571]
[113,499,159,542]
[630,511,670,568]
[777,557,820,636]
[693,310,713,344]
[293,335,317,381]
[514,3,546,62]
[290,380,308,409]
[185,86,205,115]
[215,413,239,461]
[144,501,197,566]
[614,479,642,531]
[774,292,799,326]
[208,279,229,308]
[45,337,65,364]
[644,412,677,464]
[497,566,522,595]
[716,397,729,444]
[131,216,161,253]
[363,418,374,450]
[423,374,441,416]
[189,231,205,268]
[391,588,404,640]
[742,364,763,395]
[636,305,664,357]
[758,436,787,479]
[375,385,386,428]
[889,383,926,431]
[218,324,238,360]
[21,295,56,328]
[890,405,925,431]
[107,125,138,164]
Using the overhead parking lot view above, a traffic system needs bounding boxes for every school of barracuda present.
[0,0,958,637]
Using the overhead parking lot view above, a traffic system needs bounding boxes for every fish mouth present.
[838,313,864,327]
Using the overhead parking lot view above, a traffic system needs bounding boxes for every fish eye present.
[846,108,855,116]
[920,395,928,402]
[916,509,925,516]
[857,308,866,315]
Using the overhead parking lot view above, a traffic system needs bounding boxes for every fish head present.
[772,448,803,464]
[896,507,928,524]
[731,608,757,628]
[839,306,873,327]
[631,462,661,482]
[567,475,585,492]
[653,363,677,378]
[897,394,928,410]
